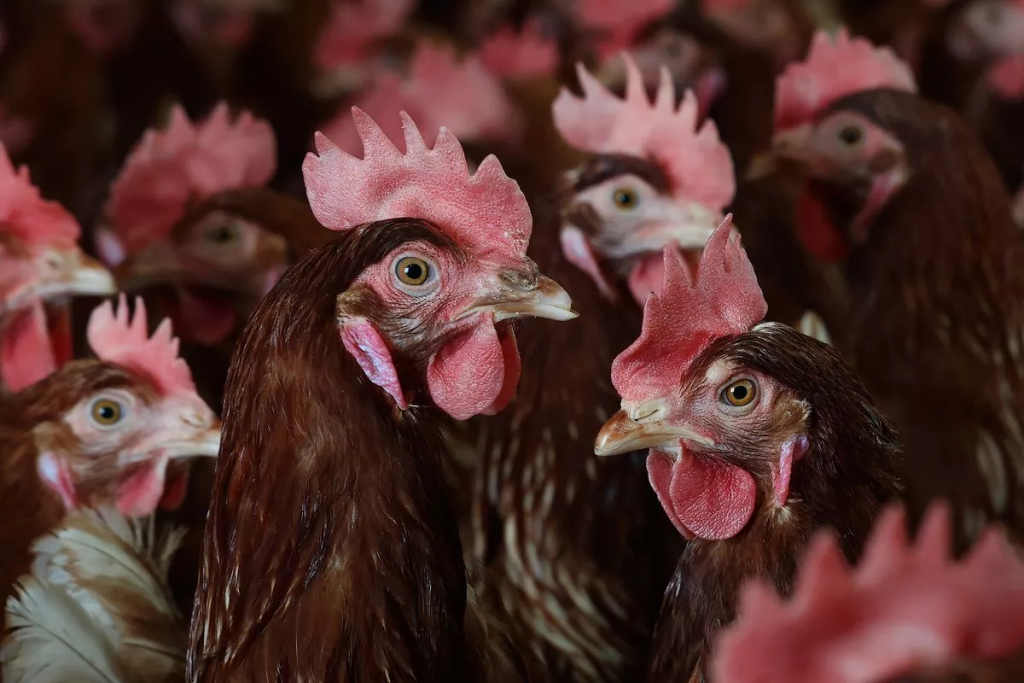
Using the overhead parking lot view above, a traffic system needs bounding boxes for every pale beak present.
[460,274,578,322]
[595,409,713,456]
[26,248,117,303]
[745,124,814,181]
[126,418,222,465]
[113,242,182,291]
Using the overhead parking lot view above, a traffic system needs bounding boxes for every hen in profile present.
[188,109,575,681]
[595,219,901,680]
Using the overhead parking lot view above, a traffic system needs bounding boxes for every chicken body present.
[189,217,565,681]
[783,90,1024,546]
[637,325,901,679]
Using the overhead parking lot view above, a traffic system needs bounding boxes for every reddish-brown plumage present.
[0,361,169,604]
[188,220,542,682]
[798,90,1024,548]
[643,324,902,680]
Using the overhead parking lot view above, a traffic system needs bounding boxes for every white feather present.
[2,577,126,683]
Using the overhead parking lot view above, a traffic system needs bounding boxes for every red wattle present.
[797,187,849,263]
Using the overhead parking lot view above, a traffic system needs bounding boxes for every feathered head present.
[611,216,767,403]
[86,295,197,397]
[0,145,81,251]
[775,28,917,132]
[304,108,531,266]
[478,19,559,79]
[713,503,1024,682]
[322,42,520,154]
[105,103,276,255]
[553,55,735,213]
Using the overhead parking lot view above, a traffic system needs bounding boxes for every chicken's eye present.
[206,224,239,245]
[837,125,864,147]
[395,256,431,286]
[612,188,640,210]
[721,379,757,407]
[90,398,124,426]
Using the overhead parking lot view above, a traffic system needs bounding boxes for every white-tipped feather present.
[796,310,832,346]
[2,578,126,683]
[4,507,188,683]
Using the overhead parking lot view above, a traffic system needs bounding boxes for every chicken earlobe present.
[559,225,616,300]
[340,318,409,409]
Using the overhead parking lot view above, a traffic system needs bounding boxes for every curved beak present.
[595,409,712,456]
[113,242,182,291]
[21,248,117,306]
[460,274,578,322]
[746,124,814,181]
[162,421,222,459]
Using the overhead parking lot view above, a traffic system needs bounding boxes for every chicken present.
[467,57,734,683]
[917,0,1024,190]
[712,503,1024,683]
[98,102,294,347]
[2,507,188,683]
[0,144,115,392]
[58,0,146,58]
[0,295,220,607]
[758,29,1024,547]
[187,110,575,680]
[593,219,901,681]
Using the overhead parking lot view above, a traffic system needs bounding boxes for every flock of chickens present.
[4,0,1024,681]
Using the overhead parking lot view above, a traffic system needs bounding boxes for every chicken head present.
[0,145,116,392]
[699,0,807,65]
[303,108,576,421]
[553,55,735,305]
[754,28,917,261]
[25,296,220,518]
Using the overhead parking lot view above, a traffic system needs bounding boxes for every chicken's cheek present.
[1,300,58,392]
[340,319,408,410]
[428,321,513,421]
[797,188,849,263]
[648,447,757,541]
[117,456,170,518]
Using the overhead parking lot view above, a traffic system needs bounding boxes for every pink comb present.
[106,102,276,254]
[775,28,917,131]
[86,294,197,396]
[314,0,414,70]
[555,55,735,212]
[322,42,520,153]
[478,19,559,79]
[303,109,532,265]
[712,503,1024,682]
[611,216,766,403]
[0,144,81,250]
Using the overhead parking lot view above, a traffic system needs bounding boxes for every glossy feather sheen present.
[825,90,1024,548]
[188,220,535,682]
[470,189,677,683]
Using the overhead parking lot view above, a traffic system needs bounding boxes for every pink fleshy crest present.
[478,19,559,79]
[86,294,197,396]
[553,55,735,212]
[313,0,414,70]
[322,42,520,151]
[611,216,766,403]
[106,103,276,254]
[0,144,81,250]
[303,108,532,265]
[712,503,1024,682]
[775,28,917,131]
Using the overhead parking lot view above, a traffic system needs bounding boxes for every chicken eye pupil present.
[91,399,122,425]
[722,379,757,407]
[731,385,748,401]
[395,256,431,286]
[612,188,638,209]
[838,125,863,146]
[208,225,237,244]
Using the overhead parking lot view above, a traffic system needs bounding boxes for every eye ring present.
[721,379,757,408]
[837,125,864,147]
[611,187,640,210]
[395,256,431,287]
[90,398,124,427]
[206,223,240,245]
